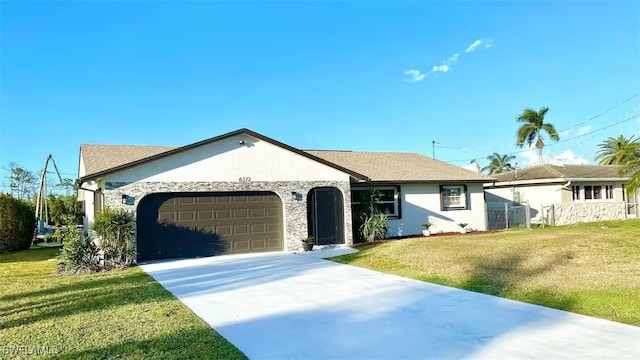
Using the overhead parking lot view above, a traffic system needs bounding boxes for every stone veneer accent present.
[552,202,627,226]
[103,181,353,254]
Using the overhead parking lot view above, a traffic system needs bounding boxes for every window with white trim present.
[572,186,580,201]
[584,185,602,200]
[605,185,614,200]
[441,185,468,210]
[351,186,400,217]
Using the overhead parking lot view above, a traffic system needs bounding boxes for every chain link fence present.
[486,202,531,230]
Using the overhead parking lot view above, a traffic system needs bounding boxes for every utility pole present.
[432,141,439,159]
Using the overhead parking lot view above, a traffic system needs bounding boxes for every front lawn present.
[331,219,640,326]
[0,248,246,359]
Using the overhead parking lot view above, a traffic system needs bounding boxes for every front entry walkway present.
[141,252,640,359]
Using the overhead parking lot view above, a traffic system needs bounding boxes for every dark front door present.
[136,192,283,261]
[307,188,344,245]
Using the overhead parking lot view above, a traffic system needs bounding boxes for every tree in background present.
[481,153,516,175]
[6,163,36,200]
[595,135,640,165]
[47,193,83,225]
[516,107,560,164]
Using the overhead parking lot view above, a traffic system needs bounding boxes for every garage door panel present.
[251,223,266,233]
[250,208,265,218]
[197,210,213,220]
[234,209,249,218]
[137,191,283,261]
[235,224,249,234]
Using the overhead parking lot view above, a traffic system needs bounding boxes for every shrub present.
[58,225,100,275]
[360,213,389,242]
[0,193,35,254]
[92,207,135,268]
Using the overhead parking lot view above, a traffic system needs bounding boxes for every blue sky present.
[1,1,639,186]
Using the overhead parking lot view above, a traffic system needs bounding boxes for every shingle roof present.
[79,133,494,183]
[80,144,176,177]
[305,150,494,182]
[492,164,626,182]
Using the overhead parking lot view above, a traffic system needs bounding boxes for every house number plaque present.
[239,177,252,182]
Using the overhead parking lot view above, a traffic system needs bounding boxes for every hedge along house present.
[77,129,494,262]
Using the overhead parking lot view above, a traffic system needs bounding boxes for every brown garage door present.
[136,192,283,261]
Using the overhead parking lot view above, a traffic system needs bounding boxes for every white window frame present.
[351,186,400,218]
[584,185,603,201]
[605,185,614,200]
[572,185,581,201]
[441,185,468,210]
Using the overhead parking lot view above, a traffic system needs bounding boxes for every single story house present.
[484,164,638,225]
[77,128,494,261]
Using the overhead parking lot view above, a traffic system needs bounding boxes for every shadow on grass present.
[50,328,246,360]
[0,270,173,330]
[459,252,577,311]
[0,247,59,263]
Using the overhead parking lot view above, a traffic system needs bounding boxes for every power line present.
[444,111,640,163]
[436,93,639,153]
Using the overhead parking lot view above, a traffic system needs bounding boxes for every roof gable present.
[79,129,368,182]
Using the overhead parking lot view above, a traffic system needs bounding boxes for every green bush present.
[360,213,389,242]
[92,207,135,268]
[58,225,100,274]
[0,193,35,254]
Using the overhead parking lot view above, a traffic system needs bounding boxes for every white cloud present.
[404,38,492,81]
[577,125,592,135]
[431,64,451,73]
[465,39,493,53]
[516,146,589,167]
[559,129,573,137]
[430,52,460,74]
[404,69,425,82]
[548,149,590,165]
[462,163,481,173]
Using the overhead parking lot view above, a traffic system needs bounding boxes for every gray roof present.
[80,144,176,177]
[305,150,494,182]
[79,132,494,183]
[492,164,627,182]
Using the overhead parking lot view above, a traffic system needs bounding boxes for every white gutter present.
[557,180,572,192]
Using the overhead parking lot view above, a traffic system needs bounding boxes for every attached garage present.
[137,191,283,261]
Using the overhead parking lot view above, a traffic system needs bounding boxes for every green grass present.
[0,248,246,359]
[332,219,640,326]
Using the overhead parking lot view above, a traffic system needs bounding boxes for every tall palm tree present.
[595,135,640,165]
[516,107,559,164]
[480,153,516,175]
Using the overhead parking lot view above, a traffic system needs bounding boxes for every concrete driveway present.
[141,250,640,359]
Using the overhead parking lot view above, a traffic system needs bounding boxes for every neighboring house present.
[484,164,638,226]
[77,128,494,261]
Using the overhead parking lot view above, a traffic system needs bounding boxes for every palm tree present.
[595,135,640,165]
[621,157,640,196]
[481,153,516,175]
[516,107,559,164]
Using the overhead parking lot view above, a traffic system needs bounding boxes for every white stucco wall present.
[387,183,487,236]
[80,181,99,229]
[104,134,351,183]
[485,184,563,222]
